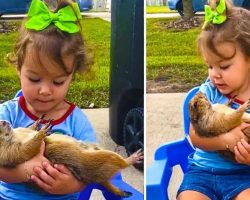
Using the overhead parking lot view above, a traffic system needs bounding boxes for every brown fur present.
[0,121,142,197]
[189,92,250,161]
[189,92,250,137]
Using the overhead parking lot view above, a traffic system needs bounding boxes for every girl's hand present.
[234,139,250,165]
[20,142,49,181]
[221,123,250,152]
[31,162,85,194]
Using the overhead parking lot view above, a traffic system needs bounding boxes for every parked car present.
[168,0,250,16]
[0,0,93,16]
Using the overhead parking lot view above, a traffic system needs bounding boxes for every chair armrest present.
[146,137,194,200]
[78,172,143,200]
[14,89,23,98]
[155,137,194,172]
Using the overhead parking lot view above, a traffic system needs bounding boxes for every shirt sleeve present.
[0,101,13,125]
[72,107,97,143]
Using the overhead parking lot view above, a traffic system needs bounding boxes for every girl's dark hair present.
[15,0,89,74]
[198,0,250,59]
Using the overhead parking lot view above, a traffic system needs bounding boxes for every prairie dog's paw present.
[39,120,53,136]
[225,95,237,107]
[122,191,132,198]
[29,114,46,130]
[246,99,250,110]
[125,149,144,165]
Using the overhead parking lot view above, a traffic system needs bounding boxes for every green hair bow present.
[202,0,227,29]
[25,0,82,33]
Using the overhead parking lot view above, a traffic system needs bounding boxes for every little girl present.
[177,0,250,199]
[0,0,96,199]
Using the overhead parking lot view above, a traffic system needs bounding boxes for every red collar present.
[19,96,76,125]
[225,94,245,105]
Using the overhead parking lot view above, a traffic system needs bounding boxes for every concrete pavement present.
[146,13,179,18]
[81,12,111,22]
[1,12,111,22]
[146,93,186,200]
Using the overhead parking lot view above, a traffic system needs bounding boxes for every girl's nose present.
[210,68,221,79]
[39,84,52,96]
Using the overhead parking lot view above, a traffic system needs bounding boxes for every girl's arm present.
[0,165,29,183]
[190,123,250,151]
[0,142,47,183]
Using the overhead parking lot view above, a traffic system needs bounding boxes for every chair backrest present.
[14,89,23,98]
[182,86,200,136]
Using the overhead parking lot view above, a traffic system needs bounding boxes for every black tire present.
[123,107,144,171]
[176,1,184,16]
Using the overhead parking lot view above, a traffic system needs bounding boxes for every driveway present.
[146,93,186,200]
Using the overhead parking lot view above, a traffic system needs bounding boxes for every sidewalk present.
[81,12,111,22]
[146,93,186,200]
[1,12,111,22]
[146,13,179,18]
[83,108,144,199]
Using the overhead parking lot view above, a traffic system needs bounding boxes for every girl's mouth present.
[215,83,227,89]
[37,99,53,103]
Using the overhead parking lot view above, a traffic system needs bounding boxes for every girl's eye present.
[53,81,65,86]
[220,65,230,70]
[207,65,213,69]
[28,78,40,83]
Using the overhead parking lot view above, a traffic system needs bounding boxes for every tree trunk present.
[182,0,194,19]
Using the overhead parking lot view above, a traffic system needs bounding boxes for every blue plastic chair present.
[14,90,143,200]
[146,86,200,200]
[79,173,143,200]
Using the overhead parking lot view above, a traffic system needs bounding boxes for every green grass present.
[146,18,207,88]
[146,6,173,13]
[0,18,110,108]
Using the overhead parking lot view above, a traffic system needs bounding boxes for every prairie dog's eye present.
[193,101,198,109]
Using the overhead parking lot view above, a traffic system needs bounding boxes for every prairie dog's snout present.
[189,92,211,122]
[0,121,12,136]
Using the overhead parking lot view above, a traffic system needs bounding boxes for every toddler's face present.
[202,42,250,96]
[18,49,74,117]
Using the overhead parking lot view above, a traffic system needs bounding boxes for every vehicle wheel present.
[176,1,184,16]
[123,107,144,171]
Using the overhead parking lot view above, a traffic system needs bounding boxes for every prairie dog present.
[188,92,250,161]
[189,92,250,138]
[0,120,143,197]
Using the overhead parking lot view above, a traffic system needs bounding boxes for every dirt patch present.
[147,80,194,93]
[164,16,203,30]
[0,21,19,34]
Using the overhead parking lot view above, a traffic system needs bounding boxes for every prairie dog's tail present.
[86,150,129,169]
